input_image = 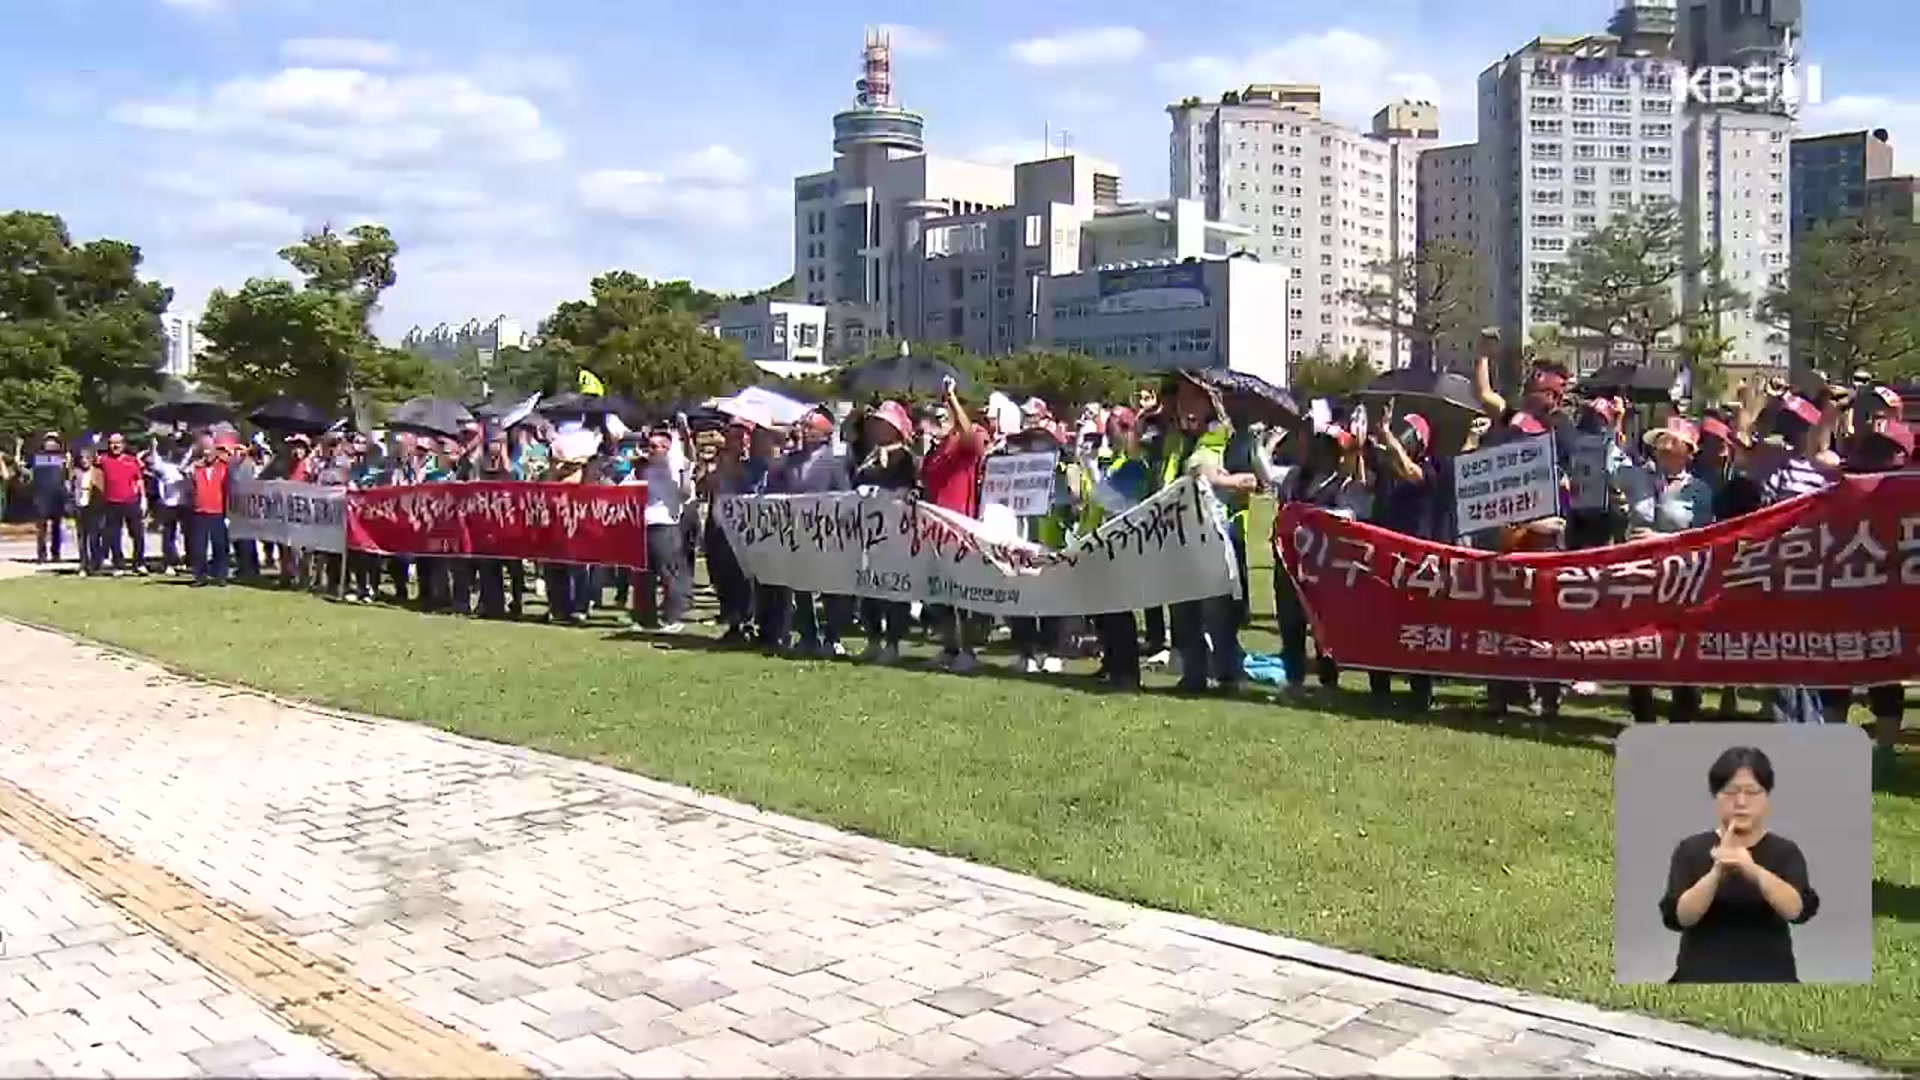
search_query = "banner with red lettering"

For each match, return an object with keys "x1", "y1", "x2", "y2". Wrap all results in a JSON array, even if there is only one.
[
  {"x1": 1277, "y1": 472, "x2": 1920, "y2": 687},
  {"x1": 346, "y1": 482, "x2": 649, "y2": 568}
]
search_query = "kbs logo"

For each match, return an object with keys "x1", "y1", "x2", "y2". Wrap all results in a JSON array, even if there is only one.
[{"x1": 1674, "y1": 64, "x2": 1824, "y2": 108}]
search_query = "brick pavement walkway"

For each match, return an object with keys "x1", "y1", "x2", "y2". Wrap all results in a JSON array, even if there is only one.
[{"x1": 0, "y1": 619, "x2": 1883, "y2": 1078}]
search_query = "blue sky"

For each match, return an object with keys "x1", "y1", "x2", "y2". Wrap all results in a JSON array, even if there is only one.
[{"x1": 2, "y1": 0, "x2": 1909, "y2": 338}]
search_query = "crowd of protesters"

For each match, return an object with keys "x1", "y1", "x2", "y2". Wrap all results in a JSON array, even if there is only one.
[{"x1": 2, "y1": 341, "x2": 1911, "y2": 780}]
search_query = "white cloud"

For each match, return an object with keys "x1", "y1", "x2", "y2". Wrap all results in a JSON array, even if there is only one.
[
  {"x1": 577, "y1": 146, "x2": 782, "y2": 232},
  {"x1": 876, "y1": 24, "x2": 946, "y2": 57},
  {"x1": 1010, "y1": 27, "x2": 1147, "y2": 69},
  {"x1": 169, "y1": 199, "x2": 307, "y2": 243},
  {"x1": 1156, "y1": 29, "x2": 1459, "y2": 133},
  {"x1": 115, "y1": 66, "x2": 565, "y2": 166},
  {"x1": 279, "y1": 38, "x2": 409, "y2": 68}
]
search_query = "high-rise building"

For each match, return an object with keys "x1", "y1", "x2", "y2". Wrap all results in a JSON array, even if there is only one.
[
  {"x1": 1166, "y1": 84, "x2": 1437, "y2": 367},
  {"x1": 1476, "y1": 34, "x2": 1686, "y2": 359},
  {"x1": 791, "y1": 29, "x2": 1015, "y2": 356},
  {"x1": 1791, "y1": 129, "x2": 1896, "y2": 237},
  {"x1": 1682, "y1": 108, "x2": 1793, "y2": 371},
  {"x1": 1414, "y1": 143, "x2": 1490, "y2": 369},
  {"x1": 1676, "y1": 0, "x2": 1802, "y2": 71},
  {"x1": 162, "y1": 315, "x2": 198, "y2": 380}
]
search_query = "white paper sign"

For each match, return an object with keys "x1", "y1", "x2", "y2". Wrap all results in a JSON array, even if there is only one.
[
  {"x1": 980, "y1": 452, "x2": 1057, "y2": 517},
  {"x1": 1567, "y1": 432, "x2": 1615, "y2": 512},
  {"x1": 228, "y1": 478, "x2": 349, "y2": 553},
  {"x1": 1453, "y1": 434, "x2": 1560, "y2": 535},
  {"x1": 715, "y1": 477, "x2": 1240, "y2": 617}
]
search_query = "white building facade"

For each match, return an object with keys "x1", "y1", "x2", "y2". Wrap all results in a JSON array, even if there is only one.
[
  {"x1": 162, "y1": 315, "x2": 198, "y2": 380},
  {"x1": 711, "y1": 298, "x2": 830, "y2": 377},
  {"x1": 1682, "y1": 108, "x2": 1792, "y2": 373},
  {"x1": 1166, "y1": 85, "x2": 1437, "y2": 367},
  {"x1": 1038, "y1": 258, "x2": 1290, "y2": 386}
]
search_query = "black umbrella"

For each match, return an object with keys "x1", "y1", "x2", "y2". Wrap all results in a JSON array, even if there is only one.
[
  {"x1": 387, "y1": 396, "x2": 475, "y2": 440},
  {"x1": 835, "y1": 346, "x2": 968, "y2": 398},
  {"x1": 145, "y1": 389, "x2": 234, "y2": 428},
  {"x1": 1187, "y1": 369, "x2": 1302, "y2": 429},
  {"x1": 248, "y1": 395, "x2": 333, "y2": 435},
  {"x1": 540, "y1": 391, "x2": 645, "y2": 425},
  {"x1": 1580, "y1": 361, "x2": 1680, "y2": 404},
  {"x1": 1355, "y1": 369, "x2": 1487, "y2": 457}
]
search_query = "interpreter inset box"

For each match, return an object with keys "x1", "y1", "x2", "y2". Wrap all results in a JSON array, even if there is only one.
[{"x1": 1613, "y1": 724, "x2": 1872, "y2": 985}]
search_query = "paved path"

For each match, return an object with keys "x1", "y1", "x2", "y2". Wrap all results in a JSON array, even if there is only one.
[{"x1": 0, "y1": 619, "x2": 1880, "y2": 1078}]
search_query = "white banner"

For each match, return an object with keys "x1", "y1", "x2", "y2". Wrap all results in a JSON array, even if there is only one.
[
  {"x1": 980, "y1": 452, "x2": 1057, "y2": 517},
  {"x1": 1453, "y1": 434, "x2": 1560, "y2": 535},
  {"x1": 228, "y1": 478, "x2": 349, "y2": 553},
  {"x1": 715, "y1": 477, "x2": 1239, "y2": 617},
  {"x1": 1567, "y1": 432, "x2": 1614, "y2": 512}
]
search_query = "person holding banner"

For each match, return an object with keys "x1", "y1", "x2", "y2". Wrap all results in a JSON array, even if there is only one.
[
  {"x1": 701, "y1": 419, "x2": 761, "y2": 642},
  {"x1": 747, "y1": 422, "x2": 796, "y2": 652},
  {"x1": 1088, "y1": 407, "x2": 1151, "y2": 688},
  {"x1": 472, "y1": 427, "x2": 528, "y2": 619},
  {"x1": 1154, "y1": 374, "x2": 1257, "y2": 695},
  {"x1": 921, "y1": 381, "x2": 990, "y2": 673},
  {"x1": 1360, "y1": 403, "x2": 1439, "y2": 710},
  {"x1": 851, "y1": 400, "x2": 919, "y2": 664},
  {"x1": 1001, "y1": 423, "x2": 1076, "y2": 675},
  {"x1": 637, "y1": 425, "x2": 694, "y2": 634},
  {"x1": 1822, "y1": 412, "x2": 1913, "y2": 778},
  {"x1": 777, "y1": 410, "x2": 852, "y2": 657},
  {"x1": 1621, "y1": 417, "x2": 1716, "y2": 725}
]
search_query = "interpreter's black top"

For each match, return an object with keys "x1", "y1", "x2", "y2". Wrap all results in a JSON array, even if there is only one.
[{"x1": 1660, "y1": 831, "x2": 1818, "y2": 983}]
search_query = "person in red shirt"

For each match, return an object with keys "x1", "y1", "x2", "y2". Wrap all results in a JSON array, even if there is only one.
[
  {"x1": 188, "y1": 438, "x2": 232, "y2": 586},
  {"x1": 96, "y1": 432, "x2": 149, "y2": 575},
  {"x1": 919, "y1": 378, "x2": 992, "y2": 671}
]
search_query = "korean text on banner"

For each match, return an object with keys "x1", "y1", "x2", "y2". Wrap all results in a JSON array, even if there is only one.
[
  {"x1": 980, "y1": 452, "x2": 1057, "y2": 517},
  {"x1": 1453, "y1": 434, "x2": 1560, "y2": 534},
  {"x1": 228, "y1": 478, "x2": 348, "y2": 554},
  {"x1": 1567, "y1": 432, "x2": 1614, "y2": 512},
  {"x1": 714, "y1": 476, "x2": 1239, "y2": 618},
  {"x1": 345, "y1": 482, "x2": 650, "y2": 567},
  {"x1": 1277, "y1": 472, "x2": 1920, "y2": 687}
]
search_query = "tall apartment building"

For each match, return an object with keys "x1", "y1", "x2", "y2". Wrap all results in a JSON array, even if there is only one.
[
  {"x1": 1477, "y1": 35, "x2": 1686, "y2": 357},
  {"x1": 1414, "y1": 142, "x2": 1488, "y2": 368},
  {"x1": 162, "y1": 315, "x2": 198, "y2": 380},
  {"x1": 1790, "y1": 130, "x2": 1895, "y2": 237},
  {"x1": 1682, "y1": 108, "x2": 1793, "y2": 371},
  {"x1": 791, "y1": 29, "x2": 1014, "y2": 357},
  {"x1": 1676, "y1": 0, "x2": 1802, "y2": 71},
  {"x1": 1166, "y1": 84, "x2": 1437, "y2": 368}
]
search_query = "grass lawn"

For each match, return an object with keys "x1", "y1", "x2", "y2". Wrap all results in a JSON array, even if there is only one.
[{"x1": 0, "y1": 537, "x2": 1915, "y2": 1068}]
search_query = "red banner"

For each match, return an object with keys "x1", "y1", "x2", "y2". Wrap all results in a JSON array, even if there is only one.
[
  {"x1": 346, "y1": 482, "x2": 650, "y2": 568},
  {"x1": 1277, "y1": 473, "x2": 1920, "y2": 687}
]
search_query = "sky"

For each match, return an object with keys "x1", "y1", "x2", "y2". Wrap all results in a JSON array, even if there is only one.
[{"x1": 2, "y1": 0, "x2": 1912, "y2": 340}]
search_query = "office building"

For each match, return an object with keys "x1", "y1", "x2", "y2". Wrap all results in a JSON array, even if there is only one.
[
  {"x1": 1038, "y1": 258, "x2": 1290, "y2": 384},
  {"x1": 162, "y1": 315, "x2": 198, "y2": 380},
  {"x1": 1867, "y1": 175, "x2": 1920, "y2": 222},
  {"x1": 709, "y1": 299, "x2": 830, "y2": 377},
  {"x1": 1791, "y1": 130, "x2": 1895, "y2": 237},
  {"x1": 792, "y1": 29, "x2": 1014, "y2": 348},
  {"x1": 1166, "y1": 84, "x2": 1437, "y2": 367},
  {"x1": 899, "y1": 154, "x2": 1253, "y2": 356}
]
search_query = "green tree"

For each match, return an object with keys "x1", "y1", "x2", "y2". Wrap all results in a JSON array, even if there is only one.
[
  {"x1": 1340, "y1": 240, "x2": 1483, "y2": 370},
  {"x1": 1289, "y1": 347, "x2": 1376, "y2": 400},
  {"x1": 0, "y1": 211, "x2": 170, "y2": 439},
  {"x1": 198, "y1": 224, "x2": 432, "y2": 415},
  {"x1": 1534, "y1": 203, "x2": 1741, "y2": 369},
  {"x1": 1760, "y1": 215, "x2": 1920, "y2": 382},
  {"x1": 538, "y1": 272, "x2": 756, "y2": 404},
  {"x1": 977, "y1": 350, "x2": 1140, "y2": 414}
]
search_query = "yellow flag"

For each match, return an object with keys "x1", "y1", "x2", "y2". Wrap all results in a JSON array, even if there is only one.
[{"x1": 577, "y1": 369, "x2": 606, "y2": 396}]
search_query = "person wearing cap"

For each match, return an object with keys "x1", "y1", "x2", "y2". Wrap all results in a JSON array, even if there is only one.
[
  {"x1": 778, "y1": 409, "x2": 853, "y2": 657},
  {"x1": 852, "y1": 400, "x2": 920, "y2": 663},
  {"x1": 1360, "y1": 402, "x2": 1442, "y2": 709},
  {"x1": 921, "y1": 381, "x2": 991, "y2": 672},
  {"x1": 1822, "y1": 413, "x2": 1912, "y2": 778},
  {"x1": 1734, "y1": 381, "x2": 1844, "y2": 724},
  {"x1": 1618, "y1": 417, "x2": 1716, "y2": 725},
  {"x1": 1149, "y1": 373, "x2": 1259, "y2": 694},
  {"x1": 28, "y1": 433, "x2": 70, "y2": 564}
]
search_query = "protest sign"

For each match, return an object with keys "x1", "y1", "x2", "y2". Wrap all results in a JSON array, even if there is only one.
[
  {"x1": 229, "y1": 479, "x2": 348, "y2": 553},
  {"x1": 1277, "y1": 472, "x2": 1920, "y2": 686},
  {"x1": 714, "y1": 477, "x2": 1239, "y2": 617},
  {"x1": 1453, "y1": 434, "x2": 1559, "y2": 534},
  {"x1": 346, "y1": 482, "x2": 650, "y2": 567},
  {"x1": 981, "y1": 452, "x2": 1057, "y2": 517},
  {"x1": 1567, "y1": 432, "x2": 1615, "y2": 512}
]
